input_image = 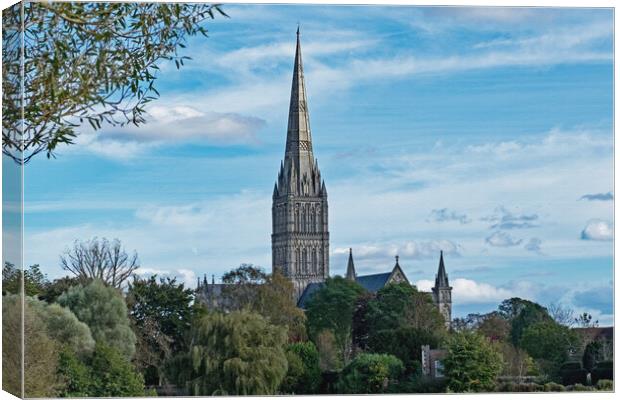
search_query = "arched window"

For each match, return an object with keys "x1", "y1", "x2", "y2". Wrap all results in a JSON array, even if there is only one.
[
  {"x1": 302, "y1": 248, "x2": 308, "y2": 274},
  {"x1": 312, "y1": 248, "x2": 317, "y2": 273},
  {"x1": 295, "y1": 248, "x2": 300, "y2": 274}
]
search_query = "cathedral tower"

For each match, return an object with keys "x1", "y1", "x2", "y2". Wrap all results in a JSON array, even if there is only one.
[
  {"x1": 432, "y1": 251, "x2": 452, "y2": 329},
  {"x1": 272, "y1": 28, "x2": 329, "y2": 299}
]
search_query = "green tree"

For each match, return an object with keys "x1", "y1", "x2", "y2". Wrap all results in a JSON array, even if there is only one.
[
  {"x1": 57, "y1": 348, "x2": 91, "y2": 397},
  {"x1": 501, "y1": 298, "x2": 551, "y2": 345},
  {"x1": 187, "y1": 310, "x2": 288, "y2": 395},
  {"x1": 280, "y1": 342, "x2": 321, "y2": 394},
  {"x1": 220, "y1": 263, "x2": 267, "y2": 310},
  {"x1": 30, "y1": 299, "x2": 95, "y2": 357},
  {"x1": 40, "y1": 275, "x2": 83, "y2": 303},
  {"x1": 478, "y1": 312, "x2": 510, "y2": 342},
  {"x1": 2, "y1": 295, "x2": 62, "y2": 397},
  {"x1": 443, "y1": 331, "x2": 503, "y2": 393},
  {"x1": 2, "y1": 2, "x2": 227, "y2": 163},
  {"x1": 519, "y1": 320, "x2": 578, "y2": 377},
  {"x1": 365, "y1": 283, "x2": 446, "y2": 372},
  {"x1": 126, "y1": 275, "x2": 195, "y2": 384},
  {"x1": 3, "y1": 262, "x2": 49, "y2": 296},
  {"x1": 58, "y1": 279, "x2": 136, "y2": 359},
  {"x1": 88, "y1": 342, "x2": 147, "y2": 396},
  {"x1": 305, "y1": 276, "x2": 365, "y2": 364},
  {"x1": 336, "y1": 353, "x2": 404, "y2": 394}
]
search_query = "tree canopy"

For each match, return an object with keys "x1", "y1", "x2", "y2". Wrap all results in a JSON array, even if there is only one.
[
  {"x1": 58, "y1": 279, "x2": 136, "y2": 359},
  {"x1": 2, "y1": 2, "x2": 227, "y2": 163}
]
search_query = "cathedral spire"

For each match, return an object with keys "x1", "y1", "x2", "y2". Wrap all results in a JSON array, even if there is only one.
[
  {"x1": 285, "y1": 26, "x2": 314, "y2": 181},
  {"x1": 346, "y1": 248, "x2": 356, "y2": 281},
  {"x1": 435, "y1": 250, "x2": 449, "y2": 288}
]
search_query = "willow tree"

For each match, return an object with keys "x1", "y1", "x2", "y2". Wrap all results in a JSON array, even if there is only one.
[
  {"x1": 2, "y1": 2, "x2": 227, "y2": 163},
  {"x1": 187, "y1": 310, "x2": 288, "y2": 395}
]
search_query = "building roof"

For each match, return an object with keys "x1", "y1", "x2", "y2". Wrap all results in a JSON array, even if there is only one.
[
  {"x1": 574, "y1": 326, "x2": 613, "y2": 342},
  {"x1": 355, "y1": 272, "x2": 392, "y2": 293},
  {"x1": 297, "y1": 281, "x2": 325, "y2": 309}
]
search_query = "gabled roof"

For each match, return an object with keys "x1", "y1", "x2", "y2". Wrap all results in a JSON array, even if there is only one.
[
  {"x1": 355, "y1": 272, "x2": 392, "y2": 293},
  {"x1": 297, "y1": 282, "x2": 325, "y2": 309}
]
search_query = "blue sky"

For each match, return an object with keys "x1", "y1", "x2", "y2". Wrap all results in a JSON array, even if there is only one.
[{"x1": 17, "y1": 5, "x2": 613, "y2": 323}]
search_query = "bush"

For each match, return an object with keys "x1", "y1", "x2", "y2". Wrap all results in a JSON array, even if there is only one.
[
  {"x1": 89, "y1": 342, "x2": 146, "y2": 396},
  {"x1": 336, "y1": 353, "x2": 404, "y2": 394},
  {"x1": 559, "y1": 362, "x2": 587, "y2": 386},
  {"x1": 543, "y1": 382, "x2": 566, "y2": 392},
  {"x1": 391, "y1": 375, "x2": 447, "y2": 393},
  {"x1": 595, "y1": 379, "x2": 613, "y2": 391},
  {"x1": 280, "y1": 342, "x2": 321, "y2": 394},
  {"x1": 592, "y1": 360, "x2": 613, "y2": 384},
  {"x1": 496, "y1": 382, "x2": 545, "y2": 392},
  {"x1": 571, "y1": 383, "x2": 594, "y2": 392}
]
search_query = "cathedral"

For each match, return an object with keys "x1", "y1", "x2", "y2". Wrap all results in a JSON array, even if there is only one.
[
  {"x1": 270, "y1": 29, "x2": 453, "y2": 327},
  {"x1": 197, "y1": 29, "x2": 453, "y2": 328}
]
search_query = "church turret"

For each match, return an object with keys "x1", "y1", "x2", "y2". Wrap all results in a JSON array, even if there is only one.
[
  {"x1": 272, "y1": 28, "x2": 330, "y2": 299},
  {"x1": 432, "y1": 251, "x2": 452, "y2": 329},
  {"x1": 345, "y1": 248, "x2": 356, "y2": 281}
]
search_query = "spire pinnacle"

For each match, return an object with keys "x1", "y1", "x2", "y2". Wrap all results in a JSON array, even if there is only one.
[
  {"x1": 435, "y1": 250, "x2": 449, "y2": 288},
  {"x1": 346, "y1": 248, "x2": 356, "y2": 281}
]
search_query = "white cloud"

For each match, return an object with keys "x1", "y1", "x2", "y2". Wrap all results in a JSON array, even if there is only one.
[
  {"x1": 485, "y1": 231, "x2": 522, "y2": 247},
  {"x1": 333, "y1": 239, "x2": 460, "y2": 261},
  {"x1": 581, "y1": 219, "x2": 613, "y2": 241},
  {"x1": 524, "y1": 238, "x2": 543, "y2": 254},
  {"x1": 414, "y1": 277, "x2": 514, "y2": 304}
]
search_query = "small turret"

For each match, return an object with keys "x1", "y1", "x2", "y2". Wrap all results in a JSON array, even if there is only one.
[{"x1": 432, "y1": 250, "x2": 453, "y2": 329}]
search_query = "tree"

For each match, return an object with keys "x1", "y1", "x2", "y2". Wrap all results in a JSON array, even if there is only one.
[
  {"x1": 305, "y1": 276, "x2": 365, "y2": 365},
  {"x1": 452, "y1": 313, "x2": 486, "y2": 332},
  {"x1": 547, "y1": 302, "x2": 575, "y2": 327},
  {"x1": 498, "y1": 342, "x2": 535, "y2": 381},
  {"x1": 2, "y1": 2, "x2": 227, "y2": 163},
  {"x1": 365, "y1": 283, "x2": 446, "y2": 372},
  {"x1": 255, "y1": 272, "x2": 307, "y2": 342},
  {"x1": 280, "y1": 342, "x2": 321, "y2": 394},
  {"x1": 187, "y1": 310, "x2": 288, "y2": 395},
  {"x1": 2, "y1": 295, "x2": 62, "y2": 397},
  {"x1": 443, "y1": 331, "x2": 503, "y2": 393},
  {"x1": 503, "y1": 299, "x2": 551, "y2": 345},
  {"x1": 336, "y1": 353, "x2": 404, "y2": 394},
  {"x1": 60, "y1": 237, "x2": 139, "y2": 288},
  {"x1": 519, "y1": 320, "x2": 579, "y2": 376},
  {"x1": 477, "y1": 312, "x2": 510, "y2": 342},
  {"x1": 40, "y1": 275, "x2": 82, "y2": 303},
  {"x1": 58, "y1": 279, "x2": 136, "y2": 359},
  {"x1": 575, "y1": 312, "x2": 599, "y2": 328},
  {"x1": 315, "y1": 329, "x2": 341, "y2": 371},
  {"x1": 30, "y1": 299, "x2": 95, "y2": 357},
  {"x1": 2, "y1": 262, "x2": 49, "y2": 296},
  {"x1": 220, "y1": 263, "x2": 267, "y2": 310},
  {"x1": 126, "y1": 275, "x2": 195, "y2": 384},
  {"x1": 88, "y1": 343, "x2": 147, "y2": 396}
]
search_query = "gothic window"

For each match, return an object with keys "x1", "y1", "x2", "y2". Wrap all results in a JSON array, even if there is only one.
[
  {"x1": 295, "y1": 248, "x2": 300, "y2": 273},
  {"x1": 312, "y1": 248, "x2": 317, "y2": 273},
  {"x1": 295, "y1": 204, "x2": 300, "y2": 231},
  {"x1": 302, "y1": 248, "x2": 308, "y2": 274},
  {"x1": 301, "y1": 207, "x2": 305, "y2": 232},
  {"x1": 311, "y1": 206, "x2": 316, "y2": 232}
]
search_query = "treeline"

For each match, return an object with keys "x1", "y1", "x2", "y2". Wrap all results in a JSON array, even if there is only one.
[{"x1": 1, "y1": 238, "x2": 614, "y2": 395}]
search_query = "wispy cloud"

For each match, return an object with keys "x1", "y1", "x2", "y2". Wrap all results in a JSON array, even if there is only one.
[
  {"x1": 524, "y1": 237, "x2": 543, "y2": 254},
  {"x1": 485, "y1": 231, "x2": 522, "y2": 247},
  {"x1": 580, "y1": 192, "x2": 613, "y2": 201},
  {"x1": 483, "y1": 205, "x2": 539, "y2": 230},
  {"x1": 428, "y1": 208, "x2": 471, "y2": 224}
]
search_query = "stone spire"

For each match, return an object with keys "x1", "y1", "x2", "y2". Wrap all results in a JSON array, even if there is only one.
[
  {"x1": 276, "y1": 27, "x2": 324, "y2": 198},
  {"x1": 435, "y1": 250, "x2": 449, "y2": 287},
  {"x1": 346, "y1": 248, "x2": 356, "y2": 281}
]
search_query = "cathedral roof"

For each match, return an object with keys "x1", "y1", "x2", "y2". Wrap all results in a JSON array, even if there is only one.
[
  {"x1": 355, "y1": 272, "x2": 392, "y2": 293},
  {"x1": 297, "y1": 281, "x2": 324, "y2": 309}
]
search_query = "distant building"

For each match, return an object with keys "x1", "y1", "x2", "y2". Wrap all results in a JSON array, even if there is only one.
[{"x1": 421, "y1": 345, "x2": 447, "y2": 379}]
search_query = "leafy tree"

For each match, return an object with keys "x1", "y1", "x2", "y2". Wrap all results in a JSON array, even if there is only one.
[
  {"x1": 40, "y1": 275, "x2": 83, "y2": 303},
  {"x1": 255, "y1": 272, "x2": 307, "y2": 342},
  {"x1": 504, "y1": 299, "x2": 551, "y2": 345},
  {"x1": 2, "y1": 2, "x2": 227, "y2": 163},
  {"x1": 498, "y1": 341, "x2": 535, "y2": 380},
  {"x1": 519, "y1": 320, "x2": 579, "y2": 377},
  {"x1": 575, "y1": 312, "x2": 599, "y2": 328},
  {"x1": 443, "y1": 331, "x2": 503, "y2": 393},
  {"x1": 336, "y1": 353, "x2": 404, "y2": 394},
  {"x1": 88, "y1": 342, "x2": 147, "y2": 396},
  {"x1": 60, "y1": 237, "x2": 139, "y2": 288},
  {"x1": 365, "y1": 283, "x2": 446, "y2": 372},
  {"x1": 187, "y1": 310, "x2": 288, "y2": 395},
  {"x1": 3, "y1": 262, "x2": 49, "y2": 296},
  {"x1": 315, "y1": 329, "x2": 341, "y2": 371},
  {"x1": 220, "y1": 263, "x2": 267, "y2": 310},
  {"x1": 2, "y1": 294, "x2": 62, "y2": 397},
  {"x1": 126, "y1": 275, "x2": 195, "y2": 384},
  {"x1": 499, "y1": 297, "x2": 545, "y2": 320},
  {"x1": 478, "y1": 312, "x2": 510, "y2": 342},
  {"x1": 280, "y1": 342, "x2": 321, "y2": 394},
  {"x1": 305, "y1": 276, "x2": 365, "y2": 364},
  {"x1": 57, "y1": 348, "x2": 91, "y2": 397},
  {"x1": 58, "y1": 279, "x2": 136, "y2": 359},
  {"x1": 351, "y1": 291, "x2": 374, "y2": 351},
  {"x1": 452, "y1": 313, "x2": 486, "y2": 332},
  {"x1": 30, "y1": 299, "x2": 95, "y2": 357}
]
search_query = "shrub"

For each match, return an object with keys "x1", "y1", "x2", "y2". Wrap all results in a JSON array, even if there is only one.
[
  {"x1": 391, "y1": 375, "x2": 447, "y2": 393},
  {"x1": 336, "y1": 353, "x2": 404, "y2": 394},
  {"x1": 595, "y1": 379, "x2": 613, "y2": 391},
  {"x1": 592, "y1": 360, "x2": 613, "y2": 384},
  {"x1": 571, "y1": 383, "x2": 594, "y2": 392},
  {"x1": 543, "y1": 382, "x2": 566, "y2": 392},
  {"x1": 280, "y1": 342, "x2": 321, "y2": 394},
  {"x1": 559, "y1": 362, "x2": 587, "y2": 386}
]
